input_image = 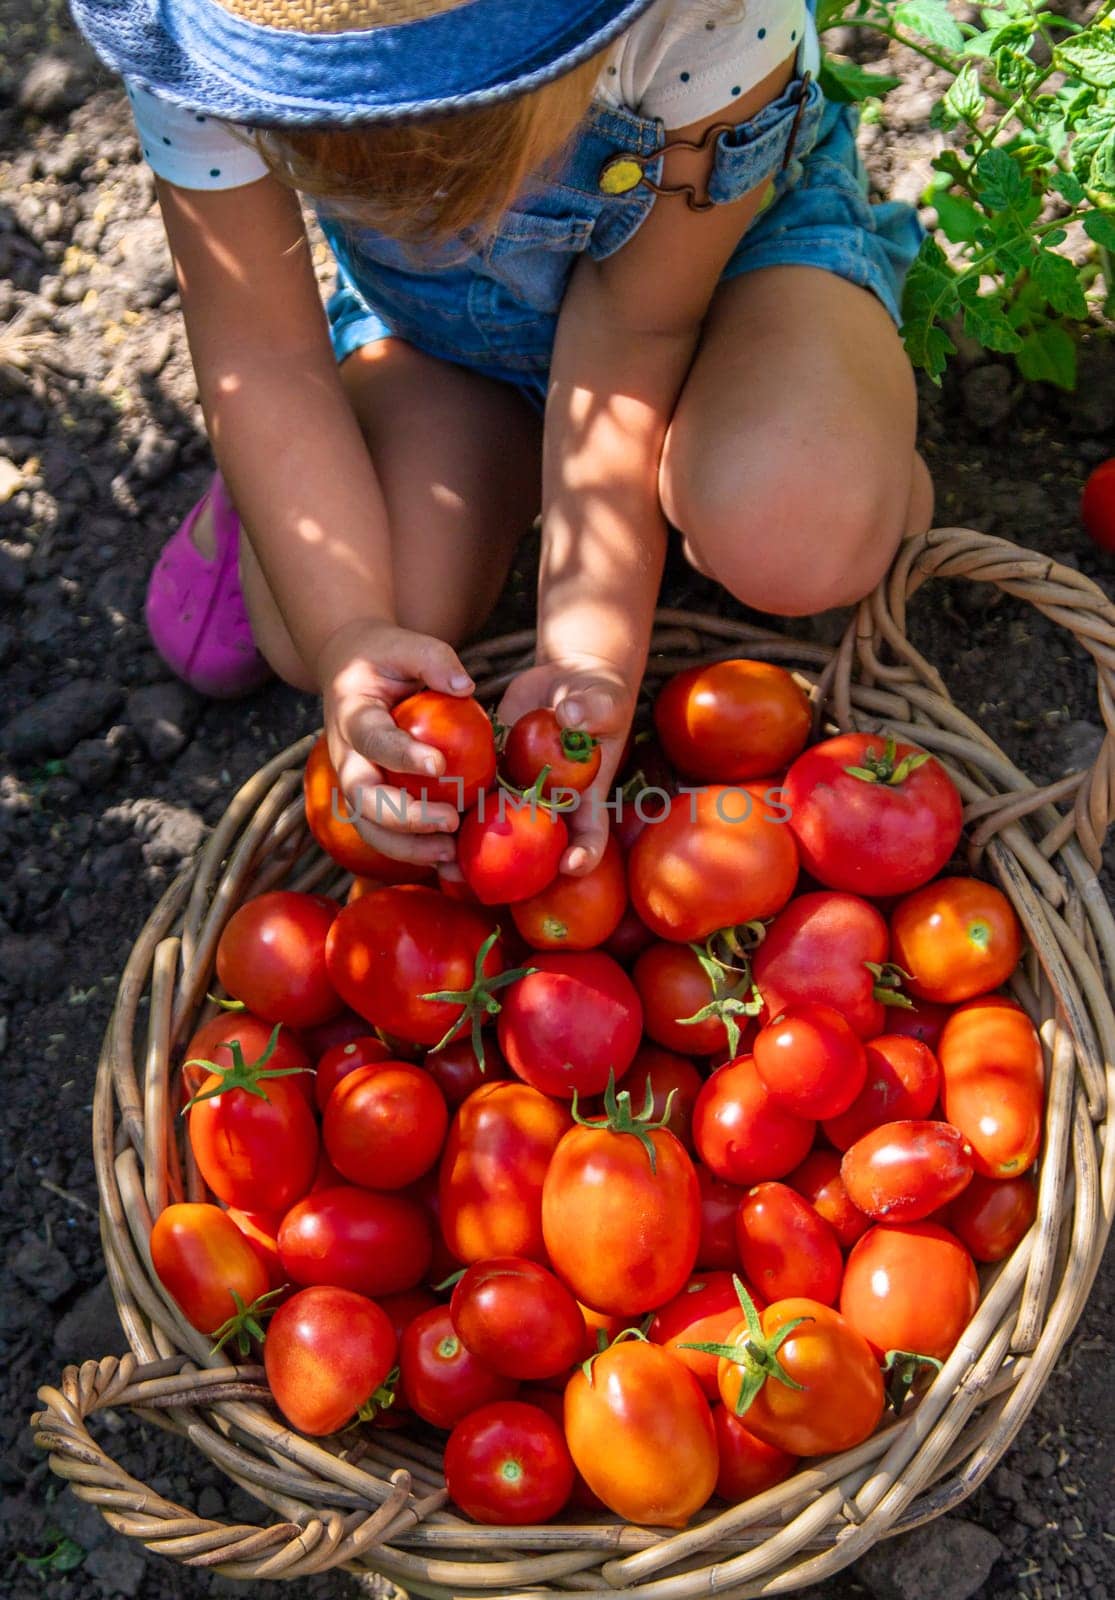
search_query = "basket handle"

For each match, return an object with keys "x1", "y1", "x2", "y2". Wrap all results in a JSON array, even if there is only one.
[
  {"x1": 835, "y1": 527, "x2": 1115, "y2": 871},
  {"x1": 31, "y1": 1354, "x2": 425, "y2": 1579}
]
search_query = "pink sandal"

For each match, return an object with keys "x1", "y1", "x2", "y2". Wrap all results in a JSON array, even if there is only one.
[{"x1": 145, "y1": 473, "x2": 272, "y2": 699}]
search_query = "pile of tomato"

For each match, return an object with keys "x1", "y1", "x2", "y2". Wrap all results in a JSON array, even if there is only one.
[{"x1": 151, "y1": 658, "x2": 1045, "y2": 1530}]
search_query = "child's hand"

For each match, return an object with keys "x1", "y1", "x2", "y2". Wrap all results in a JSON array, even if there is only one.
[
  {"x1": 498, "y1": 654, "x2": 636, "y2": 875},
  {"x1": 318, "y1": 617, "x2": 476, "y2": 867}
]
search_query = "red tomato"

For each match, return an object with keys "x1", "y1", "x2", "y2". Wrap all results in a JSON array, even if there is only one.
[
  {"x1": 882, "y1": 998, "x2": 952, "y2": 1051},
  {"x1": 692, "y1": 1057, "x2": 815, "y2": 1187},
  {"x1": 946, "y1": 1174, "x2": 1038, "y2": 1262},
  {"x1": 1081, "y1": 457, "x2": 1115, "y2": 552},
  {"x1": 440, "y1": 1082, "x2": 572, "y2": 1263},
  {"x1": 406, "y1": 1169, "x2": 461, "y2": 1288},
  {"x1": 736, "y1": 1183, "x2": 843, "y2": 1306},
  {"x1": 752, "y1": 892, "x2": 896, "y2": 1038},
  {"x1": 510, "y1": 834, "x2": 626, "y2": 949},
  {"x1": 278, "y1": 1185, "x2": 432, "y2": 1296},
  {"x1": 182, "y1": 1012, "x2": 312, "y2": 1107},
  {"x1": 605, "y1": 904, "x2": 656, "y2": 965},
  {"x1": 314, "y1": 1035, "x2": 392, "y2": 1114},
  {"x1": 224, "y1": 1207, "x2": 286, "y2": 1292},
  {"x1": 890, "y1": 878, "x2": 1023, "y2": 1003},
  {"x1": 502, "y1": 709, "x2": 602, "y2": 796},
  {"x1": 187, "y1": 1056, "x2": 318, "y2": 1213},
  {"x1": 424, "y1": 1035, "x2": 510, "y2": 1108},
  {"x1": 822, "y1": 1035, "x2": 941, "y2": 1151},
  {"x1": 450, "y1": 1258, "x2": 584, "y2": 1380},
  {"x1": 713, "y1": 1406, "x2": 798, "y2": 1502},
  {"x1": 753, "y1": 1002, "x2": 867, "y2": 1120},
  {"x1": 151, "y1": 1203, "x2": 269, "y2": 1335},
  {"x1": 841, "y1": 1221, "x2": 979, "y2": 1361},
  {"x1": 518, "y1": 1387, "x2": 604, "y2": 1509},
  {"x1": 497, "y1": 952, "x2": 642, "y2": 1099},
  {"x1": 303, "y1": 733, "x2": 434, "y2": 883},
  {"x1": 401, "y1": 1306, "x2": 519, "y2": 1429},
  {"x1": 841, "y1": 1120, "x2": 974, "y2": 1223},
  {"x1": 376, "y1": 1287, "x2": 439, "y2": 1416},
  {"x1": 445, "y1": 1401, "x2": 575, "y2": 1524},
  {"x1": 323, "y1": 1061, "x2": 448, "y2": 1190},
  {"x1": 325, "y1": 886, "x2": 504, "y2": 1048},
  {"x1": 938, "y1": 998, "x2": 1044, "y2": 1177},
  {"x1": 629, "y1": 785, "x2": 798, "y2": 943},
  {"x1": 695, "y1": 1166, "x2": 744, "y2": 1269},
  {"x1": 784, "y1": 733, "x2": 962, "y2": 897},
  {"x1": 542, "y1": 1091, "x2": 700, "y2": 1317},
  {"x1": 653, "y1": 660, "x2": 810, "y2": 783},
  {"x1": 386, "y1": 690, "x2": 496, "y2": 811},
  {"x1": 215, "y1": 891, "x2": 341, "y2": 1030},
  {"x1": 458, "y1": 789, "x2": 568, "y2": 906},
  {"x1": 633, "y1": 942, "x2": 755, "y2": 1057},
  {"x1": 564, "y1": 1339, "x2": 718, "y2": 1527},
  {"x1": 264, "y1": 1286, "x2": 397, "y2": 1436},
  {"x1": 310, "y1": 1148, "x2": 345, "y2": 1193},
  {"x1": 787, "y1": 1150, "x2": 869, "y2": 1248},
  {"x1": 650, "y1": 1272, "x2": 762, "y2": 1399},
  {"x1": 620, "y1": 1045, "x2": 705, "y2": 1152}
]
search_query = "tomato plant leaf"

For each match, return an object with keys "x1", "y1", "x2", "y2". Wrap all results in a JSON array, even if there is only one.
[
  {"x1": 932, "y1": 191, "x2": 983, "y2": 243},
  {"x1": 1030, "y1": 245, "x2": 1089, "y2": 317},
  {"x1": 1016, "y1": 321, "x2": 1077, "y2": 389},
  {"x1": 976, "y1": 148, "x2": 1033, "y2": 212},
  {"x1": 900, "y1": 238, "x2": 961, "y2": 381},
  {"x1": 819, "y1": 56, "x2": 901, "y2": 104},
  {"x1": 1084, "y1": 209, "x2": 1115, "y2": 249},
  {"x1": 941, "y1": 62, "x2": 986, "y2": 127},
  {"x1": 960, "y1": 293, "x2": 1024, "y2": 354},
  {"x1": 895, "y1": 0, "x2": 966, "y2": 53},
  {"x1": 1056, "y1": 33, "x2": 1115, "y2": 91}
]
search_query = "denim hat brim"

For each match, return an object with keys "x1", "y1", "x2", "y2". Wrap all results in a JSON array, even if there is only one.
[{"x1": 71, "y1": 0, "x2": 661, "y2": 124}]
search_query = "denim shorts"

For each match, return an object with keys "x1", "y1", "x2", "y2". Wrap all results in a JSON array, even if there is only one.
[{"x1": 323, "y1": 74, "x2": 923, "y2": 411}]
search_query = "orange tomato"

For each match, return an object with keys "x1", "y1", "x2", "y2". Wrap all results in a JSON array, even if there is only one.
[
  {"x1": 151, "y1": 1203, "x2": 269, "y2": 1335},
  {"x1": 510, "y1": 834, "x2": 627, "y2": 950},
  {"x1": 840, "y1": 1220, "x2": 979, "y2": 1361},
  {"x1": 938, "y1": 997, "x2": 1044, "y2": 1177},
  {"x1": 303, "y1": 733, "x2": 434, "y2": 882},
  {"x1": 890, "y1": 877, "x2": 1022, "y2": 1003},
  {"x1": 653, "y1": 659, "x2": 810, "y2": 783}
]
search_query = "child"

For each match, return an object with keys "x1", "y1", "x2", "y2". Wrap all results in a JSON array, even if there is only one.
[{"x1": 72, "y1": 0, "x2": 930, "y2": 874}]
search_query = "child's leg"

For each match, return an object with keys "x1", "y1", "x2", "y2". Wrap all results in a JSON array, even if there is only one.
[
  {"x1": 242, "y1": 338, "x2": 543, "y2": 689},
  {"x1": 659, "y1": 265, "x2": 932, "y2": 617}
]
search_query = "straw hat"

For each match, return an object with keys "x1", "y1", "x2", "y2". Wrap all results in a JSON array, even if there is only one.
[{"x1": 71, "y1": 0, "x2": 660, "y2": 124}]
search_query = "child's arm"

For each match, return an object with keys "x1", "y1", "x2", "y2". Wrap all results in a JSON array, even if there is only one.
[
  {"x1": 157, "y1": 175, "x2": 471, "y2": 864},
  {"x1": 500, "y1": 55, "x2": 796, "y2": 871}
]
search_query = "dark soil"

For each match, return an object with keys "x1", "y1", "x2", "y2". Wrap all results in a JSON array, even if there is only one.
[{"x1": 1, "y1": 5, "x2": 1112, "y2": 1599}]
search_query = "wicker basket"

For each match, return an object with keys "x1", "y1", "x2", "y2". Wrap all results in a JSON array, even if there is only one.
[{"x1": 32, "y1": 526, "x2": 1115, "y2": 1595}]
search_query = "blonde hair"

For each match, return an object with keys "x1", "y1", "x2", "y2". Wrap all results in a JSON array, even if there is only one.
[{"x1": 252, "y1": 52, "x2": 605, "y2": 243}]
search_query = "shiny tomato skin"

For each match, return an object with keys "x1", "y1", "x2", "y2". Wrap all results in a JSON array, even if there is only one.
[
  {"x1": 787, "y1": 1150, "x2": 870, "y2": 1248},
  {"x1": 188, "y1": 1070, "x2": 318, "y2": 1213},
  {"x1": 458, "y1": 796, "x2": 567, "y2": 906},
  {"x1": 387, "y1": 690, "x2": 496, "y2": 811},
  {"x1": 440, "y1": 1083, "x2": 572, "y2": 1263},
  {"x1": 693, "y1": 1057, "x2": 815, "y2": 1187},
  {"x1": 628, "y1": 785, "x2": 799, "y2": 944},
  {"x1": 650, "y1": 1272, "x2": 763, "y2": 1399},
  {"x1": 753, "y1": 1003, "x2": 867, "y2": 1120},
  {"x1": 822, "y1": 1035, "x2": 941, "y2": 1151},
  {"x1": 215, "y1": 891, "x2": 341, "y2": 1030},
  {"x1": 324, "y1": 1062, "x2": 449, "y2": 1190},
  {"x1": 376, "y1": 1287, "x2": 439, "y2": 1415},
  {"x1": 182, "y1": 1013, "x2": 312, "y2": 1107},
  {"x1": 325, "y1": 886, "x2": 502, "y2": 1046},
  {"x1": 619, "y1": 1045, "x2": 705, "y2": 1152},
  {"x1": 653, "y1": 660, "x2": 810, "y2": 783},
  {"x1": 224, "y1": 1207, "x2": 286, "y2": 1292},
  {"x1": 564, "y1": 1340, "x2": 718, "y2": 1527},
  {"x1": 841, "y1": 1120, "x2": 974, "y2": 1223},
  {"x1": 314, "y1": 1035, "x2": 392, "y2": 1114},
  {"x1": 634, "y1": 942, "x2": 733, "y2": 1055},
  {"x1": 717, "y1": 1300, "x2": 884, "y2": 1456},
  {"x1": 841, "y1": 1221, "x2": 979, "y2": 1361},
  {"x1": 891, "y1": 878, "x2": 1023, "y2": 1003},
  {"x1": 401, "y1": 1306, "x2": 519, "y2": 1429},
  {"x1": 450, "y1": 1259, "x2": 584, "y2": 1380},
  {"x1": 264, "y1": 1285, "x2": 397, "y2": 1436},
  {"x1": 151, "y1": 1204, "x2": 270, "y2": 1334},
  {"x1": 445, "y1": 1401, "x2": 575, "y2": 1524},
  {"x1": 713, "y1": 1406, "x2": 798, "y2": 1502},
  {"x1": 1082, "y1": 457, "x2": 1115, "y2": 551},
  {"x1": 696, "y1": 1166, "x2": 745, "y2": 1269},
  {"x1": 882, "y1": 998, "x2": 952, "y2": 1051},
  {"x1": 736, "y1": 1184, "x2": 844, "y2": 1306},
  {"x1": 946, "y1": 1174, "x2": 1038, "y2": 1263},
  {"x1": 278, "y1": 1185, "x2": 432, "y2": 1296},
  {"x1": 784, "y1": 733, "x2": 962, "y2": 897},
  {"x1": 497, "y1": 952, "x2": 642, "y2": 1099},
  {"x1": 510, "y1": 834, "x2": 626, "y2": 950},
  {"x1": 938, "y1": 998, "x2": 1044, "y2": 1177},
  {"x1": 303, "y1": 733, "x2": 434, "y2": 883},
  {"x1": 424, "y1": 1036, "x2": 510, "y2": 1108},
  {"x1": 753, "y1": 893, "x2": 892, "y2": 1038},
  {"x1": 502, "y1": 709, "x2": 603, "y2": 797},
  {"x1": 605, "y1": 903, "x2": 657, "y2": 965},
  {"x1": 542, "y1": 1123, "x2": 699, "y2": 1317}
]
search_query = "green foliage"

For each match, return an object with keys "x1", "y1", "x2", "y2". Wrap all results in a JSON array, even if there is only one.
[
  {"x1": 820, "y1": 0, "x2": 1115, "y2": 388},
  {"x1": 18, "y1": 1531, "x2": 85, "y2": 1576}
]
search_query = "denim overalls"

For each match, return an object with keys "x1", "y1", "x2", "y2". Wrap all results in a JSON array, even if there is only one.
[{"x1": 323, "y1": 23, "x2": 922, "y2": 409}]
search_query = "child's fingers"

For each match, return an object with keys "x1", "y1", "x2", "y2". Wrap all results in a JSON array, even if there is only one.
[
  {"x1": 352, "y1": 815, "x2": 459, "y2": 867},
  {"x1": 344, "y1": 700, "x2": 446, "y2": 780},
  {"x1": 555, "y1": 680, "x2": 629, "y2": 738},
  {"x1": 334, "y1": 741, "x2": 460, "y2": 837},
  {"x1": 408, "y1": 635, "x2": 475, "y2": 698}
]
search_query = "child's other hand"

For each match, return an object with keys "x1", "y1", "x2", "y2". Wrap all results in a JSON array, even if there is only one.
[
  {"x1": 318, "y1": 617, "x2": 475, "y2": 867},
  {"x1": 498, "y1": 655, "x2": 635, "y2": 875}
]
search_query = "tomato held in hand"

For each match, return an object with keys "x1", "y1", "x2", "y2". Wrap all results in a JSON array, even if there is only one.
[
  {"x1": 314, "y1": 1035, "x2": 392, "y2": 1114},
  {"x1": 458, "y1": 785, "x2": 568, "y2": 906},
  {"x1": 264, "y1": 1286, "x2": 397, "y2": 1436},
  {"x1": 946, "y1": 1174, "x2": 1037, "y2": 1262},
  {"x1": 542, "y1": 1077, "x2": 700, "y2": 1317},
  {"x1": 841, "y1": 1120, "x2": 974, "y2": 1223},
  {"x1": 1081, "y1": 457, "x2": 1115, "y2": 552},
  {"x1": 938, "y1": 997, "x2": 1044, "y2": 1177},
  {"x1": 502, "y1": 708, "x2": 602, "y2": 797},
  {"x1": 634, "y1": 941, "x2": 757, "y2": 1058},
  {"x1": 752, "y1": 892, "x2": 897, "y2": 1039},
  {"x1": 324, "y1": 1061, "x2": 449, "y2": 1189},
  {"x1": 304, "y1": 734, "x2": 434, "y2": 882},
  {"x1": 401, "y1": 1306, "x2": 519, "y2": 1429},
  {"x1": 386, "y1": 690, "x2": 496, "y2": 811},
  {"x1": 890, "y1": 877, "x2": 1022, "y2": 1003},
  {"x1": 753, "y1": 1002, "x2": 867, "y2": 1120},
  {"x1": 497, "y1": 952, "x2": 642, "y2": 1099},
  {"x1": 424, "y1": 1035, "x2": 510, "y2": 1107},
  {"x1": 736, "y1": 1183, "x2": 844, "y2": 1306},
  {"x1": 784, "y1": 732, "x2": 962, "y2": 897},
  {"x1": 713, "y1": 1406, "x2": 798, "y2": 1503},
  {"x1": 278, "y1": 1185, "x2": 432, "y2": 1296},
  {"x1": 450, "y1": 1258, "x2": 585, "y2": 1380},
  {"x1": 653, "y1": 659, "x2": 810, "y2": 783},
  {"x1": 841, "y1": 1221, "x2": 979, "y2": 1361},
  {"x1": 445, "y1": 1401, "x2": 575, "y2": 1524},
  {"x1": 216, "y1": 891, "x2": 342, "y2": 1029},
  {"x1": 628, "y1": 785, "x2": 798, "y2": 943},
  {"x1": 787, "y1": 1149, "x2": 870, "y2": 1248},
  {"x1": 151, "y1": 1204, "x2": 270, "y2": 1336},
  {"x1": 692, "y1": 1057, "x2": 815, "y2": 1187},
  {"x1": 186, "y1": 1038, "x2": 318, "y2": 1212},
  {"x1": 564, "y1": 1338, "x2": 718, "y2": 1527},
  {"x1": 510, "y1": 834, "x2": 626, "y2": 950},
  {"x1": 650, "y1": 1272, "x2": 763, "y2": 1399},
  {"x1": 822, "y1": 1035, "x2": 941, "y2": 1151}
]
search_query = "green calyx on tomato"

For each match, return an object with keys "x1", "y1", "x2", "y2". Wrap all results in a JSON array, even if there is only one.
[
  {"x1": 183, "y1": 1024, "x2": 313, "y2": 1111},
  {"x1": 356, "y1": 1365, "x2": 400, "y2": 1423},
  {"x1": 559, "y1": 729, "x2": 599, "y2": 766},
  {"x1": 205, "y1": 992, "x2": 246, "y2": 1012},
  {"x1": 570, "y1": 1070, "x2": 678, "y2": 1175},
  {"x1": 844, "y1": 736, "x2": 932, "y2": 788},
  {"x1": 680, "y1": 1275, "x2": 811, "y2": 1419},
  {"x1": 865, "y1": 961, "x2": 915, "y2": 1012},
  {"x1": 496, "y1": 764, "x2": 578, "y2": 813},
  {"x1": 675, "y1": 938, "x2": 763, "y2": 1059},
  {"x1": 209, "y1": 1284, "x2": 287, "y2": 1359},
  {"x1": 422, "y1": 930, "x2": 536, "y2": 1068},
  {"x1": 580, "y1": 1324, "x2": 651, "y2": 1385},
  {"x1": 881, "y1": 1348, "x2": 943, "y2": 1417}
]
